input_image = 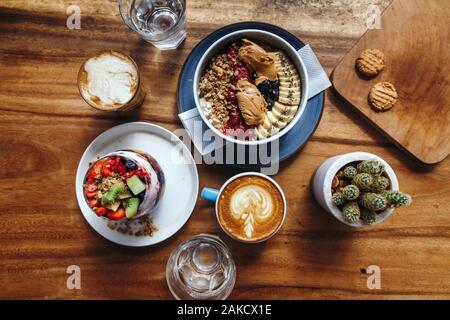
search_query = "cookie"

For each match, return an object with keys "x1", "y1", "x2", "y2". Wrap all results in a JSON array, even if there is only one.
[
  {"x1": 356, "y1": 49, "x2": 386, "y2": 77},
  {"x1": 369, "y1": 82, "x2": 398, "y2": 111}
]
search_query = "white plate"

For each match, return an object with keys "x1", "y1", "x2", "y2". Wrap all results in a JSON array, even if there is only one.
[{"x1": 75, "y1": 122, "x2": 199, "y2": 246}]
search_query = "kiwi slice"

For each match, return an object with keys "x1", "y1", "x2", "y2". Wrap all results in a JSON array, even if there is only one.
[
  {"x1": 105, "y1": 200, "x2": 121, "y2": 212},
  {"x1": 118, "y1": 189, "x2": 132, "y2": 200},
  {"x1": 101, "y1": 182, "x2": 126, "y2": 205},
  {"x1": 124, "y1": 197, "x2": 140, "y2": 219},
  {"x1": 126, "y1": 175, "x2": 146, "y2": 195}
]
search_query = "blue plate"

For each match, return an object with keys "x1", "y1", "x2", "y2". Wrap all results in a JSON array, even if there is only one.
[{"x1": 177, "y1": 22, "x2": 325, "y2": 166}]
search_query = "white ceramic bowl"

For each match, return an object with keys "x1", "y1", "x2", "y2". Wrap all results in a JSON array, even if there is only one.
[
  {"x1": 193, "y1": 29, "x2": 309, "y2": 146},
  {"x1": 312, "y1": 152, "x2": 399, "y2": 227}
]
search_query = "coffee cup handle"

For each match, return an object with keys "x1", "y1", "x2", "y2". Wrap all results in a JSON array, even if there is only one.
[{"x1": 201, "y1": 188, "x2": 219, "y2": 202}]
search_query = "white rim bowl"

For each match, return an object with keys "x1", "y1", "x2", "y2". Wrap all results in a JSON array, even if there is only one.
[{"x1": 193, "y1": 29, "x2": 309, "y2": 146}]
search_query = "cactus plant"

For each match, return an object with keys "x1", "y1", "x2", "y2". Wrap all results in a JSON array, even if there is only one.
[
  {"x1": 357, "y1": 160, "x2": 385, "y2": 176},
  {"x1": 359, "y1": 193, "x2": 388, "y2": 211},
  {"x1": 331, "y1": 159, "x2": 411, "y2": 225},
  {"x1": 332, "y1": 192, "x2": 346, "y2": 206},
  {"x1": 343, "y1": 166, "x2": 357, "y2": 179},
  {"x1": 343, "y1": 202, "x2": 360, "y2": 223},
  {"x1": 342, "y1": 184, "x2": 360, "y2": 201},
  {"x1": 360, "y1": 207, "x2": 377, "y2": 224},
  {"x1": 382, "y1": 190, "x2": 412, "y2": 208},
  {"x1": 370, "y1": 176, "x2": 390, "y2": 193},
  {"x1": 352, "y1": 173, "x2": 374, "y2": 191}
]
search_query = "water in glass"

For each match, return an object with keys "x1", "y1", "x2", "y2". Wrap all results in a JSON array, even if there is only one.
[
  {"x1": 166, "y1": 234, "x2": 236, "y2": 300},
  {"x1": 119, "y1": 0, "x2": 186, "y2": 50}
]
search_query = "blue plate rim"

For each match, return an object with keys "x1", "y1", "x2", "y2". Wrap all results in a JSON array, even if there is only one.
[{"x1": 176, "y1": 21, "x2": 325, "y2": 164}]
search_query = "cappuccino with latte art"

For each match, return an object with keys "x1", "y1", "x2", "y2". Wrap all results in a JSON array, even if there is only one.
[{"x1": 217, "y1": 175, "x2": 285, "y2": 242}]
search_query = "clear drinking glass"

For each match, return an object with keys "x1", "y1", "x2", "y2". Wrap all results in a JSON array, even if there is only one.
[
  {"x1": 118, "y1": 0, "x2": 186, "y2": 50},
  {"x1": 166, "y1": 234, "x2": 236, "y2": 300}
]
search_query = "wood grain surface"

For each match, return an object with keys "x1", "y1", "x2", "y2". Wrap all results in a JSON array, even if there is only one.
[
  {"x1": 1, "y1": 0, "x2": 449, "y2": 300},
  {"x1": 332, "y1": 0, "x2": 450, "y2": 164}
]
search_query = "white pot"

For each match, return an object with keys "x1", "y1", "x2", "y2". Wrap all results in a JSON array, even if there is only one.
[{"x1": 312, "y1": 152, "x2": 399, "y2": 227}]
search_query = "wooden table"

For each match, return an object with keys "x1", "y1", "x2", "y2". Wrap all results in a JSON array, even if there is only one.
[{"x1": 1, "y1": 0, "x2": 449, "y2": 300}]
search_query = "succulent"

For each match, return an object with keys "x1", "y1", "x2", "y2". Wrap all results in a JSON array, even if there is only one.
[
  {"x1": 343, "y1": 202, "x2": 360, "y2": 223},
  {"x1": 343, "y1": 166, "x2": 357, "y2": 179},
  {"x1": 331, "y1": 159, "x2": 412, "y2": 225},
  {"x1": 382, "y1": 190, "x2": 412, "y2": 208},
  {"x1": 359, "y1": 192, "x2": 388, "y2": 211},
  {"x1": 342, "y1": 184, "x2": 360, "y2": 201},
  {"x1": 352, "y1": 173, "x2": 374, "y2": 191},
  {"x1": 360, "y1": 207, "x2": 377, "y2": 224},
  {"x1": 370, "y1": 176, "x2": 390, "y2": 193},
  {"x1": 332, "y1": 192, "x2": 346, "y2": 206},
  {"x1": 357, "y1": 160, "x2": 385, "y2": 176}
]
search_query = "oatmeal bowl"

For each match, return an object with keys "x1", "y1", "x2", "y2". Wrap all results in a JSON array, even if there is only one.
[{"x1": 194, "y1": 29, "x2": 309, "y2": 145}]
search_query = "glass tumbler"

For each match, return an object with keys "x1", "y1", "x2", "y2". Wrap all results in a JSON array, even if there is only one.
[
  {"x1": 166, "y1": 234, "x2": 236, "y2": 300},
  {"x1": 118, "y1": 0, "x2": 186, "y2": 50}
]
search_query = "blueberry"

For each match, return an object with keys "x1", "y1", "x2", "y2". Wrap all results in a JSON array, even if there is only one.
[
  {"x1": 125, "y1": 160, "x2": 138, "y2": 171},
  {"x1": 257, "y1": 80, "x2": 271, "y2": 94},
  {"x1": 266, "y1": 98, "x2": 274, "y2": 110},
  {"x1": 137, "y1": 191, "x2": 145, "y2": 203},
  {"x1": 271, "y1": 80, "x2": 280, "y2": 89},
  {"x1": 270, "y1": 88, "x2": 279, "y2": 100}
]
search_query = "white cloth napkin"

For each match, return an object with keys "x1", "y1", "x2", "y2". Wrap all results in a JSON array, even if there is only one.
[{"x1": 179, "y1": 45, "x2": 331, "y2": 155}]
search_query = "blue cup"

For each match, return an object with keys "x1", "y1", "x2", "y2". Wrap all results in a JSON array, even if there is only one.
[{"x1": 201, "y1": 187, "x2": 220, "y2": 202}]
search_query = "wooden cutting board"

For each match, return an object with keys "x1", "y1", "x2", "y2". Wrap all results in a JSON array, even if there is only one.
[{"x1": 332, "y1": 0, "x2": 450, "y2": 164}]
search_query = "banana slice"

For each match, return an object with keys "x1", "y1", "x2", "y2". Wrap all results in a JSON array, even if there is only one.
[
  {"x1": 272, "y1": 104, "x2": 296, "y2": 122},
  {"x1": 266, "y1": 111, "x2": 287, "y2": 129},
  {"x1": 255, "y1": 124, "x2": 271, "y2": 139},
  {"x1": 279, "y1": 79, "x2": 301, "y2": 88},
  {"x1": 278, "y1": 96, "x2": 300, "y2": 106},
  {"x1": 273, "y1": 101, "x2": 297, "y2": 115}
]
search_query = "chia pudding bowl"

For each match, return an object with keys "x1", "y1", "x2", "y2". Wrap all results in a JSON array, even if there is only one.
[{"x1": 83, "y1": 150, "x2": 165, "y2": 221}]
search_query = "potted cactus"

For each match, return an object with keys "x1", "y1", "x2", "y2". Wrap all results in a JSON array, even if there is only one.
[{"x1": 312, "y1": 152, "x2": 412, "y2": 227}]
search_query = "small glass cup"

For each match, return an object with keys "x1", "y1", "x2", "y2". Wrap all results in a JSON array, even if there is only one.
[
  {"x1": 118, "y1": 0, "x2": 186, "y2": 50},
  {"x1": 78, "y1": 50, "x2": 146, "y2": 112},
  {"x1": 166, "y1": 234, "x2": 236, "y2": 300}
]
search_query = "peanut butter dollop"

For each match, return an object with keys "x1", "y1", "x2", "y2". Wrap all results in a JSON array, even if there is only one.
[
  {"x1": 238, "y1": 39, "x2": 278, "y2": 82},
  {"x1": 236, "y1": 80, "x2": 267, "y2": 126}
]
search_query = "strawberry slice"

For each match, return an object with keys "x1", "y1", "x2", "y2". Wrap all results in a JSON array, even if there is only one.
[
  {"x1": 85, "y1": 190, "x2": 97, "y2": 199},
  {"x1": 95, "y1": 207, "x2": 110, "y2": 216},
  {"x1": 88, "y1": 198, "x2": 99, "y2": 208},
  {"x1": 107, "y1": 208, "x2": 126, "y2": 221}
]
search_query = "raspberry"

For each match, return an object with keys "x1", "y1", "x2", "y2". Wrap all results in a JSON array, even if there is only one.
[
  {"x1": 227, "y1": 91, "x2": 237, "y2": 104},
  {"x1": 227, "y1": 44, "x2": 239, "y2": 57}
]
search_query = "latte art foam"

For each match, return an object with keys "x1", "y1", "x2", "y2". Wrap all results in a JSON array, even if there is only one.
[
  {"x1": 84, "y1": 53, "x2": 138, "y2": 106},
  {"x1": 218, "y1": 175, "x2": 285, "y2": 242},
  {"x1": 230, "y1": 185, "x2": 273, "y2": 239},
  {"x1": 78, "y1": 51, "x2": 144, "y2": 111}
]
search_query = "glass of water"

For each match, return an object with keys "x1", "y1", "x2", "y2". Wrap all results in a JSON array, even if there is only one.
[
  {"x1": 166, "y1": 234, "x2": 236, "y2": 300},
  {"x1": 118, "y1": 0, "x2": 186, "y2": 50}
]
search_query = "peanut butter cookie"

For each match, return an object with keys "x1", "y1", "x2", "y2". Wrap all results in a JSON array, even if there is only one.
[
  {"x1": 356, "y1": 49, "x2": 386, "y2": 77},
  {"x1": 369, "y1": 82, "x2": 398, "y2": 111}
]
